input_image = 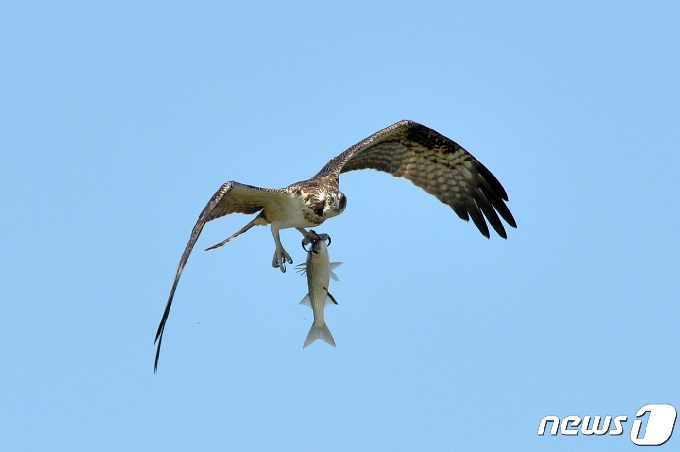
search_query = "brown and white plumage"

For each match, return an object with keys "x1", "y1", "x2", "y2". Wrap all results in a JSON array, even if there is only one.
[
  {"x1": 154, "y1": 120, "x2": 516, "y2": 371},
  {"x1": 316, "y1": 120, "x2": 516, "y2": 238}
]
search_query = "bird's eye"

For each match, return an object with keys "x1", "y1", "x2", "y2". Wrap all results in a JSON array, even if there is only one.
[{"x1": 326, "y1": 196, "x2": 332, "y2": 205}]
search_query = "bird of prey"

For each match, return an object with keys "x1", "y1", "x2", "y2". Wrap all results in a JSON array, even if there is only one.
[{"x1": 154, "y1": 119, "x2": 516, "y2": 370}]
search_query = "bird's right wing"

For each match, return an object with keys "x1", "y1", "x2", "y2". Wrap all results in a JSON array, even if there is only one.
[
  {"x1": 314, "y1": 120, "x2": 516, "y2": 238},
  {"x1": 154, "y1": 181, "x2": 288, "y2": 372}
]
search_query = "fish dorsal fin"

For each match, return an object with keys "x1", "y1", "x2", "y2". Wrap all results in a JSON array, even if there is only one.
[
  {"x1": 299, "y1": 294, "x2": 311, "y2": 307},
  {"x1": 329, "y1": 262, "x2": 342, "y2": 281}
]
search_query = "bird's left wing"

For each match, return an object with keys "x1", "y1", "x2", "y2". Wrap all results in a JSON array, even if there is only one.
[
  {"x1": 154, "y1": 181, "x2": 288, "y2": 372},
  {"x1": 314, "y1": 120, "x2": 516, "y2": 238}
]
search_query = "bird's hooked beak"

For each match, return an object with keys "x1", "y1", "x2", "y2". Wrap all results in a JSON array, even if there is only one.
[{"x1": 337, "y1": 193, "x2": 347, "y2": 213}]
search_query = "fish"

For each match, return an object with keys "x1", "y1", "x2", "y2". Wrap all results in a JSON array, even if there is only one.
[{"x1": 296, "y1": 230, "x2": 342, "y2": 348}]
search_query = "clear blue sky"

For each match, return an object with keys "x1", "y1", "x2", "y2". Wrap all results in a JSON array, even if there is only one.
[{"x1": 1, "y1": 2, "x2": 679, "y2": 451}]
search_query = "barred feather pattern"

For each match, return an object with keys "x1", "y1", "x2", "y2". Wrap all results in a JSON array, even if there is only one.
[{"x1": 315, "y1": 120, "x2": 516, "y2": 238}]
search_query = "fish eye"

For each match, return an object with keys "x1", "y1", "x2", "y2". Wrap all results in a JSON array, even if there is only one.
[{"x1": 326, "y1": 196, "x2": 332, "y2": 205}]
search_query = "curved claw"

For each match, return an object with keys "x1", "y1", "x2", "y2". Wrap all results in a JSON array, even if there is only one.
[
  {"x1": 301, "y1": 230, "x2": 320, "y2": 252},
  {"x1": 301, "y1": 231, "x2": 332, "y2": 252},
  {"x1": 272, "y1": 247, "x2": 293, "y2": 273},
  {"x1": 315, "y1": 233, "x2": 331, "y2": 247}
]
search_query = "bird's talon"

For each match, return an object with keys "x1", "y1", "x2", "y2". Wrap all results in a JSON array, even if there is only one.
[
  {"x1": 316, "y1": 233, "x2": 331, "y2": 247},
  {"x1": 302, "y1": 230, "x2": 331, "y2": 253},
  {"x1": 301, "y1": 230, "x2": 318, "y2": 248},
  {"x1": 272, "y1": 247, "x2": 293, "y2": 272}
]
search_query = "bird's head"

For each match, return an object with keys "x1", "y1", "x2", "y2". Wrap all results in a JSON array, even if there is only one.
[{"x1": 313, "y1": 190, "x2": 346, "y2": 219}]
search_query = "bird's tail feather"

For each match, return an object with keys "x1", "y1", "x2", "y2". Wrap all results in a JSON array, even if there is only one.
[{"x1": 204, "y1": 213, "x2": 265, "y2": 251}]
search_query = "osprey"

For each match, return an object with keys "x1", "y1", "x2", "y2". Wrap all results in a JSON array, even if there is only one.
[{"x1": 154, "y1": 120, "x2": 516, "y2": 370}]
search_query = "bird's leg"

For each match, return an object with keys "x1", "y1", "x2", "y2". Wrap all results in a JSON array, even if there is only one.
[{"x1": 271, "y1": 227, "x2": 293, "y2": 273}]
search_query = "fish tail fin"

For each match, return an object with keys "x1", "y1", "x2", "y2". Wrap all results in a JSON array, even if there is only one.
[{"x1": 303, "y1": 322, "x2": 336, "y2": 348}]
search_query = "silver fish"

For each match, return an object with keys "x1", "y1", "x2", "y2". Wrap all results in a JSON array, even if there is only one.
[{"x1": 297, "y1": 231, "x2": 342, "y2": 348}]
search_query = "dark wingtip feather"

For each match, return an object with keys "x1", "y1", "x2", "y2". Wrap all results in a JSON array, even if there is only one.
[
  {"x1": 476, "y1": 161, "x2": 509, "y2": 201},
  {"x1": 467, "y1": 203, "x2": 490, "y2": 238},
  {"x1": 154, "y1": 336, "x2": 162, "y2": 373},
  {"x1": 474, "y1": 189, "x2": 507, "y2": 239},
  {"x1": 491, "y1": 199, "x2": 516, "y2": 229},
  {"x1": 491, "y1": 221, "x2": 507, "y2": 239},
  {"x1": 450, "y1": 203, "x2": 470, "y2": 222}
]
